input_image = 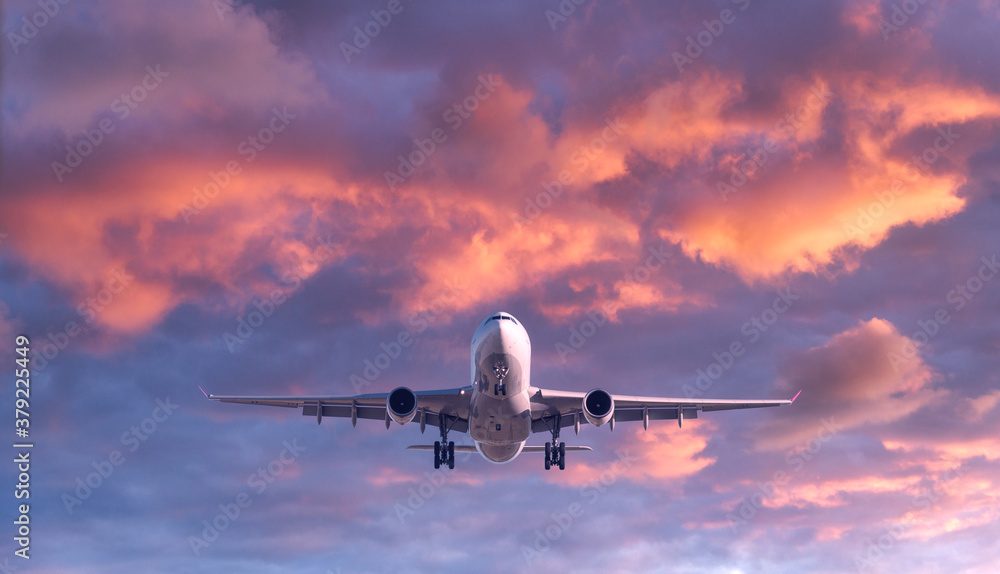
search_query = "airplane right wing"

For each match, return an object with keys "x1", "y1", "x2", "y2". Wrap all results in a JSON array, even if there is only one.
[{"x1": 529, "y1": 387, "x2": 800, "y2": 432}]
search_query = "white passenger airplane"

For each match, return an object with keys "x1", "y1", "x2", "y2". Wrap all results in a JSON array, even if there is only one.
[{"x1": 204, "y1": 312, "x2": 799, "y2": 470}]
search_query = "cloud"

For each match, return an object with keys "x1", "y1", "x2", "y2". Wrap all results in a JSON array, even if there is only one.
[
  {"x1": 550, "y1": 424, "x2": 716, "y2": 488},
  {"x1": 752, "y1": 318, "x2": 945, "y2": 450},
  {"x1": 4, "y1": 1, "x2": 1000, "y2": 572}
]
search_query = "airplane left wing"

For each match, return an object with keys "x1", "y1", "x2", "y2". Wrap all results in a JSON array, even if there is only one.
[
  {"x1": 529, "y1": 387, "x2": 800, "y2": 432},
  {"x1": 201, "y1": 385, "x2": 473, "y2": 432}
]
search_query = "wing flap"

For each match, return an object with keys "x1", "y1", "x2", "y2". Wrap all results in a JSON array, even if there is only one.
[
  {"x1": 302, "y1": 403, "x2": 385, "y2": 421},
  {"x1": 615, "y1": 407, "x2": 699, "y2": 421}
]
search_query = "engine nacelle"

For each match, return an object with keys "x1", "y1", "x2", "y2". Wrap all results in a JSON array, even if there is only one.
[
  {"x1": 583, "y1": 389, "x2": 614, "y2": 427},
  {"x1": 387, "y1": 386, "x2": 418, "y2": 425}
]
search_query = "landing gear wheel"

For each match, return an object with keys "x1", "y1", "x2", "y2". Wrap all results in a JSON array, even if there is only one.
[
  {"x1": 542, "y1": 415, "x2": 566, "y2": 470},
  {"x1": 434, "y1": 417, "x2": 457, "y2": 470}
]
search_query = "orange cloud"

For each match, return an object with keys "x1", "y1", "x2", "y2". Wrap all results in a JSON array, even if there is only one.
[
  {"x1": 7, "y1": 3, "x2": 999, "y2": 340},
  {"x1": 968, "y1": 390, "x2": 1000, "y2": 421},
  {"x1": 548, "y1": 424, "x2": 716, "y2": 488},
  {"x1": 642, "y1": 73, "x2": 988, "y2": 280},
  {"x1": 341, "y1": 80, "x2": 700, "y2": 322},
  {"x1": 376, "y1": 66, "x2": 998, "y2": 305}
]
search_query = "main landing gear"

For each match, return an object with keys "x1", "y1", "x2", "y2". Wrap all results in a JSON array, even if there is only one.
[
  {"x1": 542, "y1": 414, "x2": 566, "y2": 471},
  {"x1": 433, "y1": 416, "x2": 456, "y2": 470}
]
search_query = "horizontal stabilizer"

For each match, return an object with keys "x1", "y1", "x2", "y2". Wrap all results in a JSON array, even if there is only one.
[
  {"x1": 522, "y1": 445, "x2": 592, "y2": 452},
  {"x1": 407, "y1": 445, "x2": 478, "y2": 452},
  {"x1": 406, "y1": 445, "x2": 593, "y2": 453}
]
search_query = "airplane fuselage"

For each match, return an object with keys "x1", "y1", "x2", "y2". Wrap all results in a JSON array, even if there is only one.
[{"x1": 468, "y1": 312, "x2": 533, "y2": 463}]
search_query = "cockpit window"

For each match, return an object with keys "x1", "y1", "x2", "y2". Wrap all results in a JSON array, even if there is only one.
[{"x1": 484, "y1": 313, "x2": 518, "y2": 325}]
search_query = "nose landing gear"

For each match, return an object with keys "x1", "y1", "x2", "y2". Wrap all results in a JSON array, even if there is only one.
[{"x1": 493, "y1": 359, "x2": 509, "y2": 396}]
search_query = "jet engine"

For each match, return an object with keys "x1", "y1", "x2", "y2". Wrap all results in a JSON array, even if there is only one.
[
  {"x1": 583, "y1": 389, "x2": 614, "y2": 427},
  {"x1": 386, "y1": 386, "x2": 418, "y2": 425}
]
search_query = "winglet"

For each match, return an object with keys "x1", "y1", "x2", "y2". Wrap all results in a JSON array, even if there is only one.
[
  {"x1": 790, "y1": 389, "x2": 802, "y2": 403},
  {"x1": 198, "y1": 385, "x2": 210, "y2": 398}
]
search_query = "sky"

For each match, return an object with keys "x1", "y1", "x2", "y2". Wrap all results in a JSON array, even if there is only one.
[{"x1": 1, "y1": 0, "x2": 1000, "y2": 572}]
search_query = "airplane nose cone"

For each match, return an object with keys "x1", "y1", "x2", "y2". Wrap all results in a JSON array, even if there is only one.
[
  {"x1": 477, "y1": 313, "x2": 528, "y2": 357},
  {"x1": 496, "y1": 320, "x2": 523, "y2": 351}
]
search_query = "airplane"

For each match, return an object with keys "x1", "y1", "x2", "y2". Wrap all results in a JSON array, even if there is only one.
[{"x1": 203, "y1": 311, "x2": 799, "y2": 470}]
